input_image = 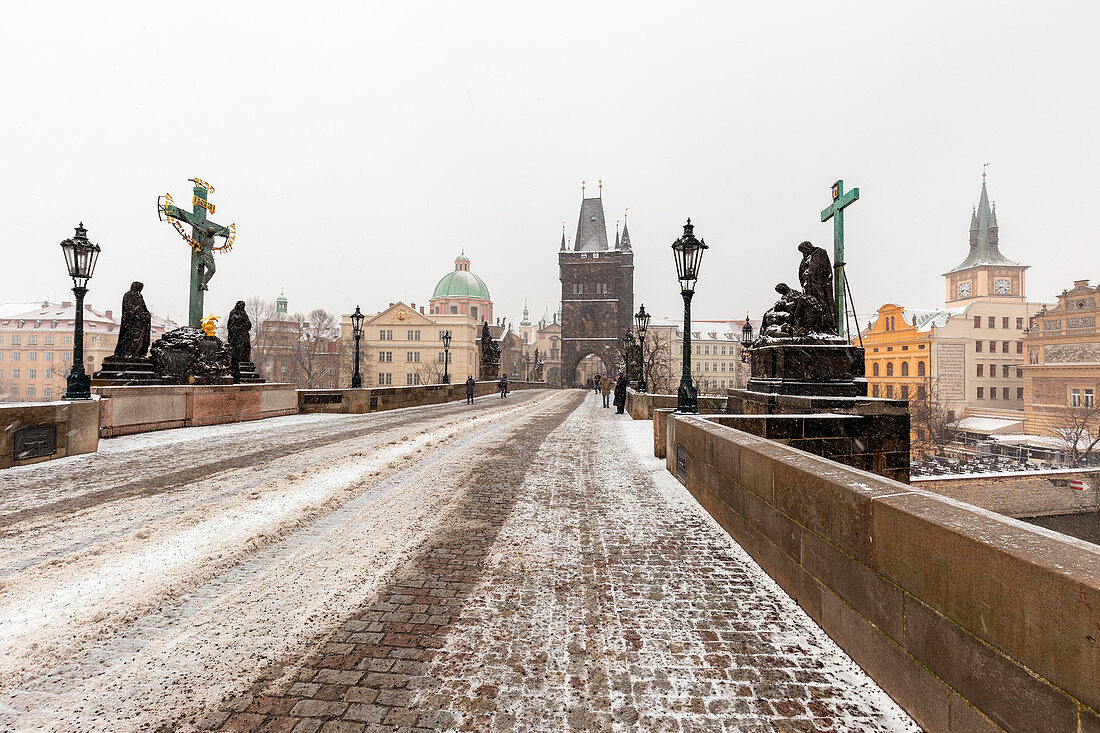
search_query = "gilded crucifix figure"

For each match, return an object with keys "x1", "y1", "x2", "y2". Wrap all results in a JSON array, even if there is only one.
[{"x1": 158, "y1": 178, "x2": 236, "y2": 327}]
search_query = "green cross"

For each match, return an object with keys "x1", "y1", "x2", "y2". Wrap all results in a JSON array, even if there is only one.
[
  {"x1": 820, "y1": 179, "x2": 859, "y2": 339},
  {"x1": 161, "y1": 181, "x2": 233, "y2": 327}
]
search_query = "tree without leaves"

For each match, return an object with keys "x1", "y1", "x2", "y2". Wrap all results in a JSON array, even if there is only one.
[
  {"x1": 1051, "y1": 402, "x2": 1100, "y2": 467},
  {"x1": 289, "y1": 308, "x2": 340, "y2": 389},
  {"x1": 245, "y1": 297, "x2": 277, "y2": 374},
  {"x1": 909, "y1": 375, "x2": 961, "y2": 459}
]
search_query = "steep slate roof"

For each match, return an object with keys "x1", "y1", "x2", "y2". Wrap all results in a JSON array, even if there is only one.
[
  {"x1": 620, "y1": 220, "x2": 632, "y2": 250},
  {"x1": 574, "y1": 197, "x2": 609, "y2": 251},
  {"x1": 946, "y1": 177, "x2": 1022, "y2": 273}
]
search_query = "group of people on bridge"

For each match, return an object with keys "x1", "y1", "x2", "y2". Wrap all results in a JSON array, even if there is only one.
[{"x1": 591, "y1": 371, "x2": 628, "y2": 414}]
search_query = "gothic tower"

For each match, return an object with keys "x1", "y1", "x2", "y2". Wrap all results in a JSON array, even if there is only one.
[
  {"x1": 943, "y1": 174, "x2": 1028, "y2": 305},
  {"x1": 559, "y1": 188, "x2": 635, "y2": 386}
]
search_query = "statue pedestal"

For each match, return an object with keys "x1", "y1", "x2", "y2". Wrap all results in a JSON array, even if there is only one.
[
  {"x1": 745, "y1": 343, "x2": 866, "y2": 397},
  {"x1": 233, "y1": 360, "x2": 265, "y2": 384},
  {"x1": 92, "y1": 355, "x2": 162, "y2": 386},
  {"x1": 151, "y1": 327, "x2": 234, "y2": 385}
]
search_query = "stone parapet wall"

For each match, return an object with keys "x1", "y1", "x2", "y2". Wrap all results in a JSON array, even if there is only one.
[
  {"x1": 914, "y1": 469, "x2": 1100, "y2": 518},
  {"x1": 1, "y1": 399, "x2": 100, "y2": 468},
  {"x1": 666, "y1": 413, "x2": 1100, "y2": 733},
  {"x1": 298, "y1": 381, "x2": 544, "y2": 415},
  {"x1": 95, "y1": 383, "x2": 298, "y2": 437},
  {"x1": 625, "y1": 389, "x2": 727, "y2": 421}
]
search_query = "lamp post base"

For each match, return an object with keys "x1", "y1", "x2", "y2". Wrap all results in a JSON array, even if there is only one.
[
  {"x1": 351, "y1": 373, "x2": 362, "y2": 388},
  {"x1": 64, "y1": 370, "x2": 91, "y2": 401},
  {"x1": 676, "y1": 376, "x2": 698, "y2": 413}
]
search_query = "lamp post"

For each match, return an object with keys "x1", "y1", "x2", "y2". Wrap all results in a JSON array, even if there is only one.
[
  {"x1": 740, "y1": 315, "x2": 754, "y2": 364},
  {"x1": 672, "y1": 218, "x2": 707, "y2": 413},
  {"x1": 634, "y1": 304, "x2": 650, "y2": 393},
  {"x1": 441, "y1": 330, "x2": 452, "y2": 384},
  {"x1": 350, "y1": 305, "x2": 365, "y2": 388},
  {"x1": 60, "y1": 223, "x2": 101, "y2": 400}
]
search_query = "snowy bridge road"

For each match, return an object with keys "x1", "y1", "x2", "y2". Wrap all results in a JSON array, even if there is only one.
[{"x1": 0, "y1": 389, "x2": 916, "y2": 732}]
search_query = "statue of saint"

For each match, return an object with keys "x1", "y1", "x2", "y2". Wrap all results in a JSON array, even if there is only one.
[
  {"x1": 227, "y1": 300, "x2": 252, "y2": 368},
  {"x1": 113, "y1": 281, "x2": 152, "y2": 358},
  {"x1": 797, "y1": 241, "x2": 836, "y2": 334},
  {"x1": 479, "y1": 321, "x2": 500, "y2": 379}
]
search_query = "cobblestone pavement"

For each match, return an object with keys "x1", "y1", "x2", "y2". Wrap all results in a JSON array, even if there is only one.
[{"x1": 212, "y1": 393, "x2": 917, "y2": 733}]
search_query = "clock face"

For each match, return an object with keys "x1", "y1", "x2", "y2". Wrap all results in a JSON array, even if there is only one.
[
  {"x1": 957, "y1": 281, "x2": 972, "y2": 298},
  {"x1": 995, "y1": 278, "x2": 1011, "y2": 295}
]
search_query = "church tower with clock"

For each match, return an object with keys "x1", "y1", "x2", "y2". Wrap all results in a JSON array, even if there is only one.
[{"x1": 944, "y1": 174, "x2": 1028, "y2": 305}]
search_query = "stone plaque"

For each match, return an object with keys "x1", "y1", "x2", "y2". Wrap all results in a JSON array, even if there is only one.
[
  {"x1": 935, "y1": 343, "x2": 965, "y2": 402},
  {"x1": 675, "y1": 445, "x2": 688, "y2": 484},
  {"x1": 303, "y1": 393, "x2": 342, "y2": 405},
  {"x1": 369, "y1": 396, "x2": 379, "y2": 410},
  {"x1": 13, "y1": 424, "x2": 57, "y2": 460}
]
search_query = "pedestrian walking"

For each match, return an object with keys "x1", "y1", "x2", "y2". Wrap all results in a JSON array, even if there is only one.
[
  {"x1": 465, "y1": 375, "x2": 475, "y2": 404},
  {"x1": 499, "y1": 374, "x2": 509, "y2": 398},
  {"x1": 614, "y1": 371, "x2": 628, "y2": 414},
  {"x1": 600, "y1": 372, "x2": 613, "y2": 408},
  {"x1": 593, "y1": 373, "x2": 602, "y2": 395}
]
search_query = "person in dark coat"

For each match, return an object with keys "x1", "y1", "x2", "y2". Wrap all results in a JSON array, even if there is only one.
[
  {"x1": 465, "y1": 375, "x2": 476, "y2": 404},
  {"x1": 613, "y1": 371, "x2": 628, "y2": 414},
  {"x1": 499, "y1": 374, "x2": 508, "y2": 398}
]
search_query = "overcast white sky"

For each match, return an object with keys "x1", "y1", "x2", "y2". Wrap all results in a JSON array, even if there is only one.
[{"x1": 2, "y1": 1, "x2": 1098, "y2": 327}]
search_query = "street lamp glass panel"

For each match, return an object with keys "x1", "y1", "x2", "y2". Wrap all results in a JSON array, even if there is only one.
[
  {"x1": 351, "y1": 305, "x2": 365, "y2": 337},
  {"x1": 441, "y1": 330, "x2": 452, "y2": 348},
  {"x1": 635, "y1": 304, "x2": 650, "y2": 335},
  {"x1": 741, "y1": 321, "x2": 754, "y2": 347},
  {"x1": 60, "y1": 224, "x2": 101, "y2": 287},
  {"x1": 671, "y1": 219, "x2": 707, "y2": 291}
]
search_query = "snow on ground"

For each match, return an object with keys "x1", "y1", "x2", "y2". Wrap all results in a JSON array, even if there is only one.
[{"x1": 0, "y1": 390, "x2": 560, "y2": 731}]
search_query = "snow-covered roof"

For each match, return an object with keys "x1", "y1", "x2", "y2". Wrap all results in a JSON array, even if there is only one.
[
  {"x1": 0, "y1": 302, "x2": 46, "y2": 318},
  {"x1": 955, "y1": 416, "x2": 1025, "y2": 435}
]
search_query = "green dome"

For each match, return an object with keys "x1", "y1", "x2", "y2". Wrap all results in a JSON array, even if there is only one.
[{"x1": 432, "y1": 269, "x2": 491, "y2": 300}]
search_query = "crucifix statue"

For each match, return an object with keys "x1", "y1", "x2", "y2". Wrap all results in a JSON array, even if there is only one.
[
  {"x1": 158, "y1": 178, "x2": 236, "y2": 327},
  {"x1": 819, "y1": 179, "x2": 859, "y2": 339}
]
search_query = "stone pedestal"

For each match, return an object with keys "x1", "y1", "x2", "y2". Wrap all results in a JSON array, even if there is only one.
[
  {"x1": 92, "y1": 355, "x2": 162, "y2": 386},
  {"x1": 745, "y1": 343, "x2": 867, "y2": 397},
  {"x1": 233, "y1": 360, "x2": 264, "y2": 384}
]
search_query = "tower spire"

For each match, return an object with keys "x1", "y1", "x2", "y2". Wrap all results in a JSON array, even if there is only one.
[
  {"x1": 560, "y1": 222, "x2": 566, "y2": 251},
  {"x1": 615, "y1": 219, "x2": 620, "y2": 248}
]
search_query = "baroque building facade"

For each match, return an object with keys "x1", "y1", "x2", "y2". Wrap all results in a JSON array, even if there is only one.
[{"x1": 558, "y1": 192, "x2": 634, "y2": 386}]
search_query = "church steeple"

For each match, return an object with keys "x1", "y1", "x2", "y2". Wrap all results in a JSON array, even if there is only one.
[
  {"x1": 943, "y1": 171, "x2": 1027, "y2": 303},
  {"x1": 947, "y1": 173, "x2": 1017, "y2": 274},
  {"x1": 620, "y1": 219, "x2": 632, "y2": 250}
]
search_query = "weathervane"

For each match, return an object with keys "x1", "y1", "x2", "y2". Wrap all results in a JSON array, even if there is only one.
[{"x1": 157, "y1": 178, "x2": 237, "y2": 328}]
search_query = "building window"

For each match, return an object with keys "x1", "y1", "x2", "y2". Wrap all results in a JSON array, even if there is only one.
[
  {"x1": 1002, "y1": 317, "x2": 1009, "y2": 329},
  {"x1": 901, "y1": 384, "x2": 909, "y2": 399},
  {"x1": 406, "y1": 373, "x2": 421, "y2": 385},
  {"x1": 872, "y1": 384, "x2": 880, "y2": 397},
  {"x1": 917, "y1": 385, "x2": 927, "y2": 399},
  {"x1": 902, "y1": 345, "x2": 908, "y2": 351},
  {"x1": 380, "y1": 329, "x2": 393, "y2": 340},
  {"x1": 1017, "y1": 387, "x2": 1024, "y2": 400},
  {"x1": 989, "y1": 388, "x2": 997, "y2": 400},
  {"x1": 471, "y1": 307, "x2": 478, "y2": 320},
  {"x1": 44, "y1": 387, "x2": 52, "y2": 398},
  {"x1": 408, "y1": 330, "x2": 420, "y2": 341},
  {"x1": 63, "y1": 353, "x2": 71, "y2": 362},
  {"x1": 988, "y1": 341, "x2": 996, "y2": 352},
  {"x1": 28, "y1": 335, "x2": 38, "y2": 345},
  {"x1": 406, "y1": 351, "x2": 420, "y2": 362},
  {"x1": 976, "y1": 341, "x2": 983, "y2": 352},
  {"x1": 901, "y1": 362, "x2": 909, "y2": 377},
  {"x1": 45, "y1": 369, "x2": 52, "y2": 379},
  {"x1": 379, "y1": 351, "x2": 392, "y2": 362},
  {"x1": 1016, "y1": 368, "x2": 1023, "y2": 379},
  {"x1": 11, "y1": 369, "x2": 19, "y2": 378},
  {"x1": 1002, "y1": 341, "x2": 1009, "y2": 353},
  {"x1": 977, "y1": 387, "x2": 984, "y2": 399},
  {"x1": 886, "y1": 384, "x2": 894, "y2": 398},
  {"x1": 1016, "y1": 341, "x2": 1023, "y2": 354},
  {"x1": 917, "y1": 361, "x2": 926, "y2": 376},
  {"x1": 974, "y1": 316, "x2": 981, "y2": 328},
  {"x1": 28, "y1": 352, "x2": 37, "y2": 362},
  {"x1": 1002, "y1": 365, "x2": 1010, "y2": 378},
  {"x1": 63, "y1": 335, "x2": 72, "y2": 345},
  {"x1": 1016, "y1": 318, "x2": 1023, "y2": 329},
  {"x1": 27, "y1": 387, "x2": 35, "y2": 398},
  {"x1": 886, "y1": 362, "x2": 894, "y2": 376},
  {"x1": 988, "y1": 317, "x2": 996, "y2": 328},
  {"x1": 1086, "y1": 389, "x2": 1095, "y2": 408},
  {"x1": 12, "y1": 352, "x2": 20, "y2": 362},
  {"x1": 378, "y1": 373, "x2": 392, "y2": 385},
  {"x1": 10, "y1": 387, "x2": 17, "y2": 397},
  {"x1": 45, "y1": 352, "x2": 53, "y2": 362},
  {"x1": 1003, "y1": 387, "x2": 1010, "y2": 400},
  {"x1": 28, "y1": 369, "x2": 36, "y2": 379},
  {"x1": 976, "y1": 364, "x2": 983, "y2": 377},
  {"x1": 0, "y1": 369, "x2": 3, "y2": 378},
  {"x1": 872, "y1": 363, "x2": 879, "y2": 376},
  {"x1": 11, "y1": 335, "x2": 20, "y2": 346}
]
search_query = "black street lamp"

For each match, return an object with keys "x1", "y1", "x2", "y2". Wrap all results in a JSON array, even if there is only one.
[
  {"x1": 672, "y1": 218, "x2": 707, "y2": 413},
  {"x1": 634, "y1": 304, "x2": 650, "y2": 393},
  {"x1": 740, "y1": 315, "x2": 754, "y2": 364},
  {"x1": 350, "y1": 305, "x2": 365, "y2": 388},
  {"x1": 60, "y1": 223, "x2": 101, "y2": 400},
  {"x1": 441, "y1": 330, "x2": 452, "y2": 384}
]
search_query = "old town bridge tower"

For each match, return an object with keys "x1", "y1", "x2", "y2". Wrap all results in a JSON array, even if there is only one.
[{"x1": 559, "y1": 189, "x2": 635, "y2": 386}]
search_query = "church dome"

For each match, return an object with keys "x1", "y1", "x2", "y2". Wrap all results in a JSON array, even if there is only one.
[{"x1": 432, "y1": 253, "x2": 491, "y2": 300}]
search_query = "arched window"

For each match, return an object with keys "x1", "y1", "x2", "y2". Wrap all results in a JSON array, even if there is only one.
[
  {"x1": 450, "y1": 306, "x2": 458, "y2": 314},
  {"x1": 886, "y1": 362, "x2": 894, "y2": 376},
  {"x1": 873, "y1": 362, "x2": 879, "y2": 376},
  {"x1": 917, "y1": 360, "x2": 926, "y2": 376},
  {"x1": 901, "y1": 362, "x2": 909, "y2": 377},
  {"x1": 471, "y1": 306, "x2": 479, "y2": 321}
]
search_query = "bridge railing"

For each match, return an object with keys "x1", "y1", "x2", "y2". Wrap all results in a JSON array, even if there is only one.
[
  {"x1": 666, "y1": 411, "x2": 1100, "y2": 733},
  {"x1": 298, "y1": 381, "x2": 545, "y2": 415}
]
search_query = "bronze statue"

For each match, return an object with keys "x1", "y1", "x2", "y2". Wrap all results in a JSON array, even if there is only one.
[
  {"x1": 797, "y1": 241, "x2": 836, "y2": 333},
  {"x1": 479, "y1": 321, "x2": 501, "y2": 379},
  {"x1": 226, "y1": 300, "x2": 252, "y2": 369},
  {"x1": 113, "y1": 281, "x2": 152, "y2": 358}
]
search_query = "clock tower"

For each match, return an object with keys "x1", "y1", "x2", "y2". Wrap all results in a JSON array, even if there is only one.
[{"x1": 944, "y1": 174, "x2": 1028, "y2": 305}]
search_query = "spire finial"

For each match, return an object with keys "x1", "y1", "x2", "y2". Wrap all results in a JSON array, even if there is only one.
[
  {"x1": 598, "y1": 179, "x2": 602, "y2": 197},
  {"x1": 624, "y1": 207, "x2": 628, "y2": 222},
  {"x1": 982, "y1": 161, "x2": 990, "y2": 184},
  {"x1": 581, "y1": 180, "x2": 585, "y2": 196}
]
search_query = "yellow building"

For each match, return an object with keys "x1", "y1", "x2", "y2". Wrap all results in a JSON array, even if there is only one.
[
  {"x1": 863, "y1": 304, "x2": 932, "y2": 401},
  {"x1": 340, "y1": 302, "x2": 481, "y2": 387}
]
